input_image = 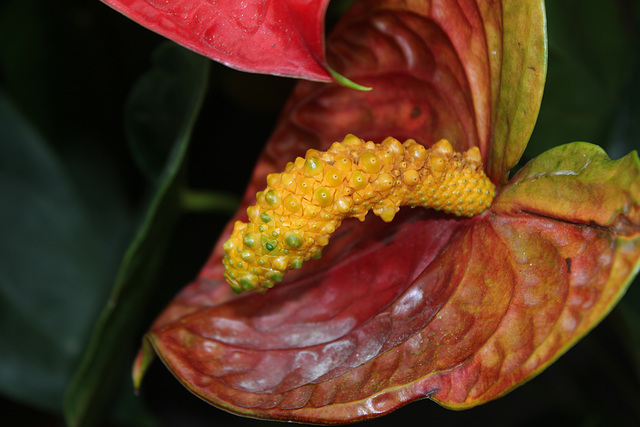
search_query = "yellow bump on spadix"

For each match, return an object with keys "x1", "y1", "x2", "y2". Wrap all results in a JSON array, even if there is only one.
[{"x1": 222, "y1": 135, "x2": 496, "y2": 293}]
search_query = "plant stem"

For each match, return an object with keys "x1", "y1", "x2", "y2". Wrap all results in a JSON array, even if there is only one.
[{"x1": 181, "y1": 189, "x2": 240, "y2": 214}]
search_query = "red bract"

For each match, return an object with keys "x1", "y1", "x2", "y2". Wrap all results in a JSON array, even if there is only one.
[
  {"x1": 101, "y1": 0, "x2": 333, "y2": 81},
  {"x1": 133, "y1": 0, "x2": 640, "y2": 423}
]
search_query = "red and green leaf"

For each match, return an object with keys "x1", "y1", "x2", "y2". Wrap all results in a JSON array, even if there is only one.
[
  {"x1": 133, "y1": 0, "x2": 640, "y2": 424},
  {"x1": 494, "y1": 142, "x2": 640, "y2": 228},
  {"x1": 140, "y1": 144, "x2": 640, "y2": 422},
  {"x1": 432, "y1": 144, "x2": 640, "y2": 408}
]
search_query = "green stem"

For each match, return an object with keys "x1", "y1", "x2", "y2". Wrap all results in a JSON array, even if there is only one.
[
  {"x1": 181, "y1": 188, "x2": 240, "y2": 214},
  {"x1": 328, "y1": 67, "x2": 372, "y2": 91}
]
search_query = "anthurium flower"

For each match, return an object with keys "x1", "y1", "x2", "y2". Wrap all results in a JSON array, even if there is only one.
[{"x1": 129, "y1": 0, "x2": 640, "y2": 424}]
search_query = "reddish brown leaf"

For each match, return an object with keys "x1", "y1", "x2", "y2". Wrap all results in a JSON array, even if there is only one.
[
  {"x1": 431, "y1": 214, "x2": 640, "y2": 407},
  {"x1": 146, "y1": 203, "x2": 639, "y2": 421},
  {"x1": 101, "y1": 0, "x2": 333, "y2": 81}
]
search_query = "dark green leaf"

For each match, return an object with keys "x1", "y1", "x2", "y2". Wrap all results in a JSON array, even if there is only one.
[
  {"x1": 63, "y1": 42, "x2": 209, "y2": 427},
  {"x1": 125, "y1": 43, "x2": 209, "y2": 181},
  {"x1": 0, "y1": 90, "x2": 131, "y2": 411}
]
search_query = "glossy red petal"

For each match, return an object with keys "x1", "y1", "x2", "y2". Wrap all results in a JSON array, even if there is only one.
[
  {"x1": 149, "y1": 210, "x2": 469, "y2": 422},
  {"x1": 101, "y1": 0, "x2": 332, "y2": 81}
]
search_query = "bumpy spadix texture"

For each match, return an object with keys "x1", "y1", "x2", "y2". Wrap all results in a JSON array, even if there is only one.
[{"x1": 223, "y1": 135, "x2": 495, "y2": 293}]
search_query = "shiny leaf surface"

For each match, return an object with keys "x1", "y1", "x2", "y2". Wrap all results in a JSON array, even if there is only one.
[{"x1": 100, "y1": 0, "x2": 333, "y2": 81}]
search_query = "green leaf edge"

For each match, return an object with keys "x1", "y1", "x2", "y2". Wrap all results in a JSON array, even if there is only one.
[{"x1": 488, "y1": 0, "x2": 548, "y2": 184}]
